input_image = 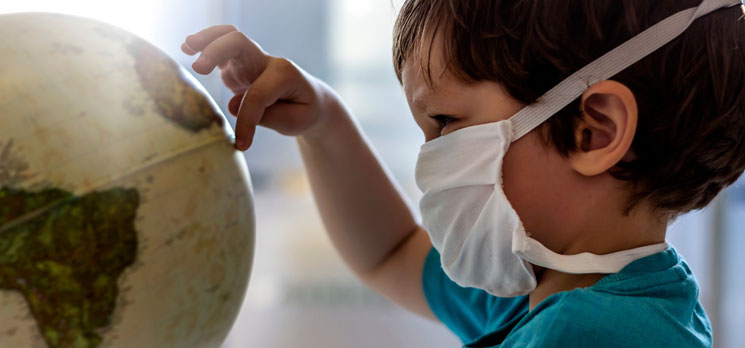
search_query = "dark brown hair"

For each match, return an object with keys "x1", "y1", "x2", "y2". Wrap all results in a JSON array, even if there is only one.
[{"x1": 393, "y1": 0, "x2": 745, "y2": 215}]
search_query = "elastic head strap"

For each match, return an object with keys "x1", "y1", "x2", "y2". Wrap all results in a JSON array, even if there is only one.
[{"x1": 510, "y1": 0, "x2": 743, "y2": 141}]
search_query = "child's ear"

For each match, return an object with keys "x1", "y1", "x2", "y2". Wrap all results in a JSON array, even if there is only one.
[{"x1": 569, "y1": 80, "x2": 638, "y2": 176}]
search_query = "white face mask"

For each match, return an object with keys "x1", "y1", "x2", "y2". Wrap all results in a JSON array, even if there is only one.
[{"x1": 414, "y1": 0, "x2": 741, "y2": 297}]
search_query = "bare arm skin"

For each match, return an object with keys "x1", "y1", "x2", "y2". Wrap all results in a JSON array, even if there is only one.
[{"x1": 296, "y1": 98, "x2": 435, "y2": 319}]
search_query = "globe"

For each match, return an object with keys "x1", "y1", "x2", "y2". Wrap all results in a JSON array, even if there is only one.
[{"x1": 0, "y1": 12, "x2": 255, "y2": 348}]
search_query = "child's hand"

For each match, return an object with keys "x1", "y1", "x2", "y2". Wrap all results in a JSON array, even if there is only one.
[
  {"x1": 182, "y1": 28, "x2": 436, "y2": 323},
  {"x1": 182, "y1": 25, "x2": 335, "y2": 151}
]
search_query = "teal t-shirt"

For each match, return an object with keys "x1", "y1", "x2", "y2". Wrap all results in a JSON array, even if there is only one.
[{"x1": 422, "y1": 246, "x2": 712, "y2": 347}]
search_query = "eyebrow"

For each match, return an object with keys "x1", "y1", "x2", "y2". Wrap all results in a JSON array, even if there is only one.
[
  {"x1": 413, "y1": 84, "x2": 453, "y2": 115},
  {"x1": 411, "y1": 90, "x2": 429, "y2": 110}
]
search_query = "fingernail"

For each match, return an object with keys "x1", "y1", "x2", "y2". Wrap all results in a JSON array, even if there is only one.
[{"x1": 196, "y1": 54, "x2": 206, "y2": 64}]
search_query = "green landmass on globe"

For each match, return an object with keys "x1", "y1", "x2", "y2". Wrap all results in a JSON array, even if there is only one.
[
  {"x1": 0, "y1": 187, "x2": 140, "y2": 348},
  {"x1": 127, "y1": 39, "x2": 224, "y2": 133}
]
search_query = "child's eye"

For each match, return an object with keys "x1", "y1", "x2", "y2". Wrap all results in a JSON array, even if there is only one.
[{"x1": 431, "y1": 114, "x2": 456, "y2": 128}]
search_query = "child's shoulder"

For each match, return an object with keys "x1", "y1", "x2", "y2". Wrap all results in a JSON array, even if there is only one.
[{"x1": 504, "y1": 247, "x2": 711, "y2": 347}]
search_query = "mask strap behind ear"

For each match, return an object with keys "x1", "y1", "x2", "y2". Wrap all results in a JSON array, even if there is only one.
[{"x1": 510, "y1": 0, "x2": 743, "y2": 141}]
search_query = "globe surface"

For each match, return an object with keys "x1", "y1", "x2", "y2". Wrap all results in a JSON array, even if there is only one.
[{"x1": 0, "y1": 12, "x2": 255, "y2": 348}]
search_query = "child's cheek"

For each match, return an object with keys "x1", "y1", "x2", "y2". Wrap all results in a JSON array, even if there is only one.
[{"x1": 502, "y1": 131, "x2": 574, "y2": 252}]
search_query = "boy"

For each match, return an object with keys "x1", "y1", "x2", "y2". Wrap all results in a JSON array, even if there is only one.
[{"x1": 181, "y1": 0, "x2": 745, "y2": 346}]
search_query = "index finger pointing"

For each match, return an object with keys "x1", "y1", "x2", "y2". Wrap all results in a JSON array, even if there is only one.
[{"x1": 234, "y1": 62, "x2": 293, "y2": 150}]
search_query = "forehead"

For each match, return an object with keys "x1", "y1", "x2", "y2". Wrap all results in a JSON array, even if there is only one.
[{"x1": 401, "y1": 33, "x2": 460, "y2": 108}]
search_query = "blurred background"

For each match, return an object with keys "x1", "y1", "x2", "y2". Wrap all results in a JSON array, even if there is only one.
[{"x1": 0, "y1": 1, "x2": 742, "y2": 347}]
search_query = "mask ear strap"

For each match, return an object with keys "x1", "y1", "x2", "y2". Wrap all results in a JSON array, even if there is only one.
[{"x1": 510, "y1": 0, "x2": 743, "y2": 141}]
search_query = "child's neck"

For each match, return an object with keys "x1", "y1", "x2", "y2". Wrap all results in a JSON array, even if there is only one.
[
  {"x1": 528, "y1": 267, "x2": 606, "y2": 311},
  {"x1": 527, "y1": 209, "x2": 667, "y2": 311}
]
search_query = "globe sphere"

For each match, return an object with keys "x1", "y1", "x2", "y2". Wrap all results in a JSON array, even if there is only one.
[{"x1": 0, "y1": 12, "x2": 255, "y2": 348}]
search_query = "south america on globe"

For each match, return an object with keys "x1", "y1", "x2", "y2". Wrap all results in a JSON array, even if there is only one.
[{"x1": 0, "y1": 12, "x2": 256, "y2": 348}]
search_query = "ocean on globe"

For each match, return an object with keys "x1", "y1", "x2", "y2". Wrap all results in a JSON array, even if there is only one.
[{"x1": 0, "y1": 12, "x2": 255, "y2": 348}]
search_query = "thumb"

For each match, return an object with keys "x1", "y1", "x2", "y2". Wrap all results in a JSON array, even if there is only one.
[{"x1": 228, "y1": 94, "x2": 242, "y2": 116}]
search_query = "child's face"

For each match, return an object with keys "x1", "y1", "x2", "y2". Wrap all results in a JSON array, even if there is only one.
[{"x1": 401, "y1": 34, "x2": 599, "y2": 258}]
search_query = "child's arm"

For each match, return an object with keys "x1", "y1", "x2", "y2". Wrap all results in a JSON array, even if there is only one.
[
  {"x1": 296, "y1": 100, "x2": 436, "y2": 320},
  {"x1": 183, "y1": 26, "x2": 437, "y2": 320}
]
